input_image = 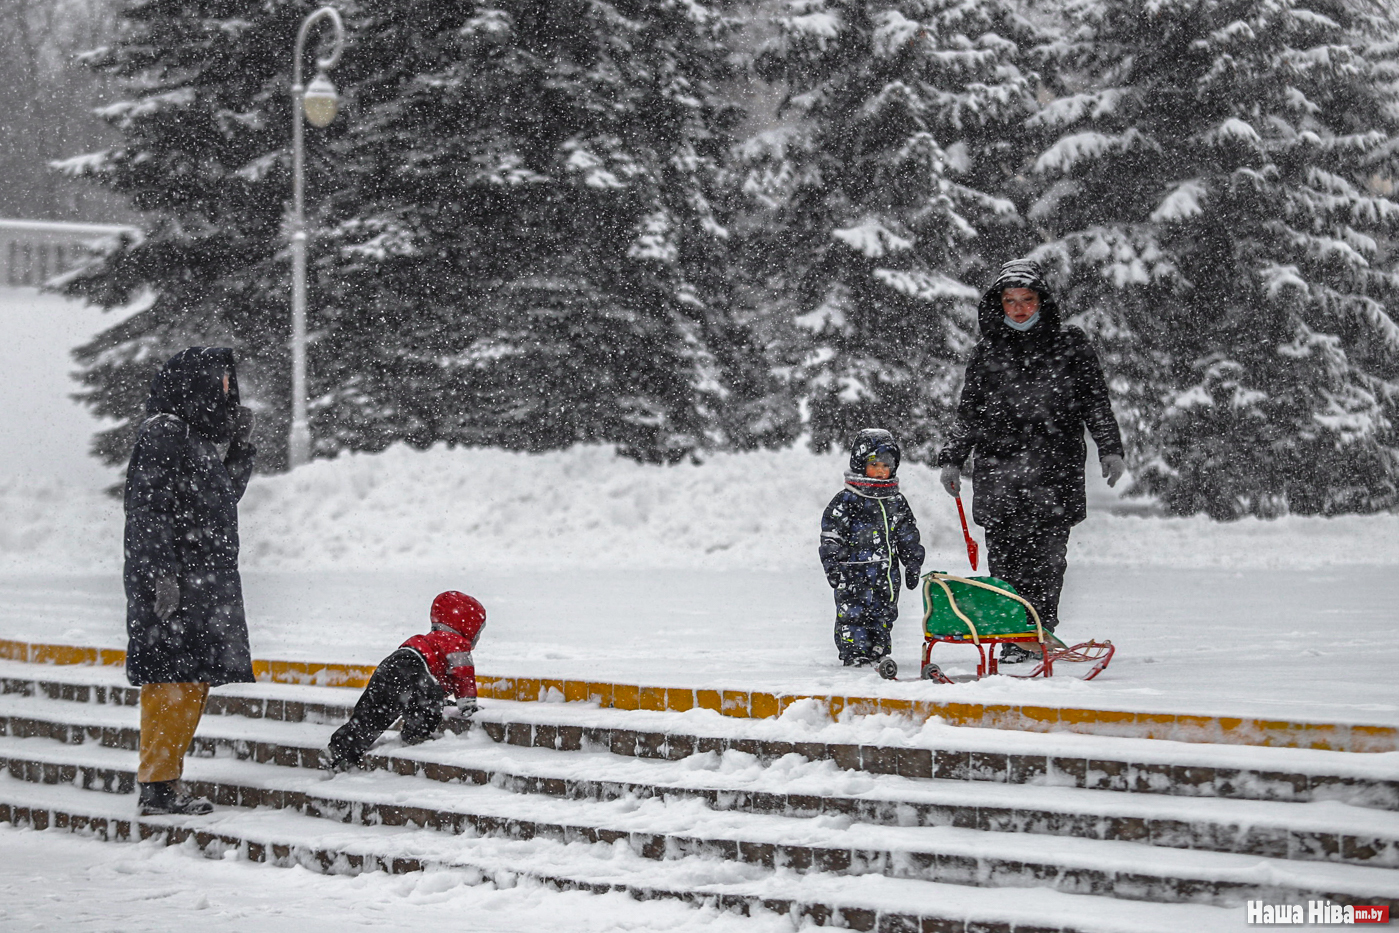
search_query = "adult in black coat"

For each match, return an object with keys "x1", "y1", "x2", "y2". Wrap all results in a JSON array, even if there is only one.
[
  {"x1": 935, "y1": 260, "x2": 1124, "y2": 655},
  {"x1": 124, "y1": 347, "x2": 256, "y2": 813}
]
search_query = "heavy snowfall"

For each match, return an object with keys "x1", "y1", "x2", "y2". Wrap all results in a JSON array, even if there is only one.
[
  {"x1": 2, "y1": 282, "x2": 1397, "y2": 930},
  {"x1": 3, "y1": 0, "x2": 1399, "y2": 928}
]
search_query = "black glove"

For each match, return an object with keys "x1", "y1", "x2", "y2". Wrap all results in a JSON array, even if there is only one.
[
  {"x1": 455, "y1": 696, "x2": 478, "y2": 718},
  {"x1": 231, "y1": 405, "x2": 255, "y2": 446},
  {"x1": 905, "y1": 565, "x2": 922, "y2": 590},
  {"x1": 826, "y1": 568, "x2": 843, "y2": 589},
  {"x1": 940, "y1": 465, "x2": 961, "y2": 497},
  {"x1": 153, "y1": 573, "x2": 179, "y2": 620},
  {"x1": 1101, "y1": 454, "x2": 1125, "y2": 488}
]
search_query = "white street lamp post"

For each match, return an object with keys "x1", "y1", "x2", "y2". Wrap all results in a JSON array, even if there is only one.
[{"x1": 288, "y1": 5, "x2": 344, "y2": 467}]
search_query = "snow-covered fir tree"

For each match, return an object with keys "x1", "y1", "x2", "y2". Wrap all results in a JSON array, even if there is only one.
[
  {"x1": 1029, "y1": 0, "x2": 1399, "y2": 517},
  {"x1": 744, "y1": 0, "x2": 1041, "y2": 458},
  {"x1": 63, "y1": 0, "x2": 791, "y2": 469},
  {"x1": 60, "y1": 0, "x2": 339, "y2": 471},
  {"x1": 321, "y1": 0, "x2": 790, "y2": 463}
]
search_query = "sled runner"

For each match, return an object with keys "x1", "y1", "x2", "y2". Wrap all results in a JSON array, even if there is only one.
[{"x1": 917, "y1": 571, "x2": 1114, "y2": 682}]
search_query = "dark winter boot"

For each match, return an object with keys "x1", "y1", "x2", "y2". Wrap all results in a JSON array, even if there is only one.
[
  {"x1": 837, "y1": 622, "x2": 879, "y2": 666},
  {"x1": 320, "y1": 749, "x2": 361, "y2": 773},
  {"x1": 999, "y1": 643, "x2": 1042, "y2": 665},
  {"x1": 138, "y1": 780, "x2": 213, "y2": 816}
]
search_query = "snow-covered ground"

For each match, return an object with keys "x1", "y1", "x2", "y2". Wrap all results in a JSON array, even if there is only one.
[
  {"x1": 2, "y1": 286, "x2": 1397, "y2": 727},
  {"x1": 0, "y1": 821, "x2": 796, "y2": 933}
]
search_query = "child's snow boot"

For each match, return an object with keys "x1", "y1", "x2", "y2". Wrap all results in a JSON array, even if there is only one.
[
  {"x1": 320, "y1": 749, "x2": 361, "y2": 773},
  {"x1": 138, "y1": 780, "x2": 213, "y2": 816}
]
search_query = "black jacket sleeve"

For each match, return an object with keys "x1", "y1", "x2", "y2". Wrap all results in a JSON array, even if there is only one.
[
  {"x1": 893, "y1": 496, "x2": 925, "y2": 576},
  {"x1": 123, "y1": 417, "x2": 186, "y2": 580},
  {"x1": 1068, "y1": 329, "x2": 1125, "y2": 460},
  {"x1": 818, "y1": 493, "x2": 851, "y2": 586},
  {"x1": 937, "y1": 345, "x2": 986, "y2": 468},
  {"x1": 224, "y1": 438, "x2": 256, "y2": 500}
]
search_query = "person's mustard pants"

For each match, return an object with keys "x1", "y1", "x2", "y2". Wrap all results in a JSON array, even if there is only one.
[{"x1": 138, "y1": 682, "x2": 209, "y2": 784}]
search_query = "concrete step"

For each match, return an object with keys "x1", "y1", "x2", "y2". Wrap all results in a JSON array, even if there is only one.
[
  {"x1": 1, "y1": 734, "x2": 1396, "y2": 912},
  {"x1": 0, "y1": 775, "x2": 1255, "y2": 933},
  {"x1": 0, "y1": 668, "x2": 353, "y2": 723},
  {"x1": 7, "y1": 664, "x2": 1394, "y2": 810},
  {"x1": 3, "y1": 691, "x2": 1397, "y2": 868},
  {"x1": 469, "y1": 703, "x2": 1399, "y2": 810}
]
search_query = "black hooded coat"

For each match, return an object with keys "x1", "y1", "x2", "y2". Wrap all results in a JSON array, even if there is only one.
[
  {"x1": 123, "y1": 347, "x2": 257, "y2": 686},
  {"x1": 937, "y1": 263, "x2": 1123, "y2": 528}
]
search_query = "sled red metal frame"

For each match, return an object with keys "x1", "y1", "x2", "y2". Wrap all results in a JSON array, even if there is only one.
[{"x1": 919, "y1": 633, "x2": 1115, "y2": 682}]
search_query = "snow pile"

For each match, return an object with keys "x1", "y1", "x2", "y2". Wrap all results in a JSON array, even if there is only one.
[
  {"x1": 233, "y1": 444, "x2": 955, "y2": 573},
  {"x1": 0, "y1": 474, "x2": 123, "y2": 574},
  {"x1": 2, "y1": 442, "x2": 1398, "y2": 576}
]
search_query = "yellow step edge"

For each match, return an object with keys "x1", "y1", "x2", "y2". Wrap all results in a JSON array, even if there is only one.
[{"x1": 1, "y1": 637, "x2": 1393, "y2": 753}]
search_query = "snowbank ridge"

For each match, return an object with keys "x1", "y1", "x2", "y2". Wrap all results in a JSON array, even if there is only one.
[{"x1": 2, "y1": 443, "x2": 1397, "y2": 574}]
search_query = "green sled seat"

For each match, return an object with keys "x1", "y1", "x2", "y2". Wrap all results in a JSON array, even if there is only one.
[
  {"x1": 921, "y1": 572, "x2": 1042, "y2": 641},
  {"x1": 916, "y1": 571, "x2": 1113, "y2": 682}
]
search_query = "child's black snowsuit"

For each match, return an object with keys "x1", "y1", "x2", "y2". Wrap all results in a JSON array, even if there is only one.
[
  {"x1": 819, "y1": 429, "x2": 925, "y2": 665},
  {"x1": 328, "y1": 649, "x2": 446, "y2": 766},
  {"x1": 326, "y1": 593, "x2": 483, "y2": 770}
]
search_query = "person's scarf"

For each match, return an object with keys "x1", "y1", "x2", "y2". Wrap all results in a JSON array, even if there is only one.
[{"x1": 844, "y1": 472, "x2": 901, "y2": 499}]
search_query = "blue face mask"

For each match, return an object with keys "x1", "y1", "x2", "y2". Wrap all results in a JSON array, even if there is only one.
[{"x1": 1004, "y1": 311, "x2": 1040, "y2": 331}]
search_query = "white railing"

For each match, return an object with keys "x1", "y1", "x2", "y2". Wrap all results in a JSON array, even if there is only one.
[{"x1": 0, "y1": 219, "x2": 140, "y2": 288}]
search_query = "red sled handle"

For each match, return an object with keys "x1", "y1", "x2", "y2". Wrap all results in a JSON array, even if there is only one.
[{"x1": 955, "y1": 496, "x2": 979, "y2": 571}]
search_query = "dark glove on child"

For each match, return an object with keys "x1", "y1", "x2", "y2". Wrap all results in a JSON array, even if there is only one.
[
  {"x1": 905, "y1": 565, "x2": 922, "y2": 590},
  {"x1": 826, "y1": 569, "x2": 842, "y2": 589},
  {"x1": 455, "y1": 696, "x2": 478, "y2": 718}
]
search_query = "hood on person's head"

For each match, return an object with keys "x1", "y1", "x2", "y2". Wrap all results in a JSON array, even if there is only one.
[
  {"x1": 977, "y1": 258, "x2": 1062, "y2": 337},
  {"x1": 146, "y1": 347, "x2": 239, "y2": 442},
  {"x1": 847, "y1": 428, "x2": 901, "y2": 477},
  {"x1": 430, "y1": 590, "x2": 487, "y2": 645}
]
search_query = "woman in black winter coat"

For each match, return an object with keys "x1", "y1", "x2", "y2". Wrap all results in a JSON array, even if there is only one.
[
  {"x1": 936, "y1": 260, "x2": 1124, "y2": 660},
  {"x1": 124, "y1": 347, "x2": 256, "y2": 814}
]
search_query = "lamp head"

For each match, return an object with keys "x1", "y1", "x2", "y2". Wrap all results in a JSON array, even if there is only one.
[{"x1": 303, "y1": 72, "x2": 339, "y2": 127}]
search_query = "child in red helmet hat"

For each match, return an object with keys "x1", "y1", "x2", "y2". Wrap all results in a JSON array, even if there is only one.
[{"x1": 323, "y1": 591, "x2": 486, "y2": 771}]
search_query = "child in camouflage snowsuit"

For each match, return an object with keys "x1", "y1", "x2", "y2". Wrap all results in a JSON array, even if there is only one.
[{"x1": 819, "y1": 429, "x2": 925, "y2": 666}]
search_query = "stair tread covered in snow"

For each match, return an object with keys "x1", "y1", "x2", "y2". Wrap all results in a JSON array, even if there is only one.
[
  {"x1": 4, "y1": 658, "x2": 1398, "y2": 927},
  {"x1": 0, "y1": 777, "x2": 1305, "y2": 933}
]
